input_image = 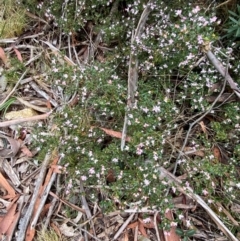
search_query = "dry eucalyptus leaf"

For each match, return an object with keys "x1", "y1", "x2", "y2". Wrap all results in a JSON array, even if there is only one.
[
  {"x1": 0, "y1": 134, "x2": 21, "y2": 158},
  {"x1": 59, "y1": 223, "x2": 76, "y2": 237},
  {"x1": 5, "y1": 108, "x2": 38, "y2": 120}
]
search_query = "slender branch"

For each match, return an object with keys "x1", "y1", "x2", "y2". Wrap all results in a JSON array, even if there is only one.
[
  {"x1": 206, "y1": 50, "x2": 240, "y2": 98},
  {"x1": 0, "y1": 111, "x2": 51, "y2": 127},
  {"x1": 121, "y1": 0, "x2": 154, "y2": 150}
]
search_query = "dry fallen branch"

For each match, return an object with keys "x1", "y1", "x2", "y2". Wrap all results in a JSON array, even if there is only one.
[
  {"x1": 0, "y1": 111, "x2": 51, "y2": 127},
  {"x1": 113, "y1": 211, "x2": 136, "y2": 240},
  {"x1": 206, "y1": 50, "x2": 240, "y2": 98},
  {"x1": 121, "y1": 0, "x2": 154, "y2": 150}
]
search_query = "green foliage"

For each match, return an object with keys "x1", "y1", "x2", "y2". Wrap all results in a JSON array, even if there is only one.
[
  {"x1": 29, "y1": 0, "x2": 240, "y2": 231},
  {"x1": 176, "y1": 228, "x2": 196, "y2": 241},
  {"x1": 211, "y1": 122, "x2": 228, "y2": 141},
  {"x1": 0, "y1": 97, "x2": 16, "y2": 117},
  {"x1": 222, "y1": 4, "x2": 240, "y2": 45}
]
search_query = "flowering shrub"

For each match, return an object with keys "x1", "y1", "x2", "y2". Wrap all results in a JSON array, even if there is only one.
[{"x1": 29, "y1": 0, "x2": 240, "y2": 230}]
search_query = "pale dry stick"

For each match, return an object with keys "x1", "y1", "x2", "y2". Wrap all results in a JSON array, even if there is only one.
[
  {"x1": 206, "y1": 50, "x2": 240, "y2": 98},
  {"x1": 79, "y1": 181, "x2": 96, "y2": 238},
  {"x1": 0, "y1": 69, "x2": 28, "y2": 107},
  {"x1": 5, "y1": 45, "x2": 40, "y2": 51},
  {"x1": 17, "y1": 152, "x2": 52, "y2": 241},
  {"x1": 16, "y1": 97, "x2": 49, "y2": 113},
  {"x1": 49, "y1": 191, "x2": 86, "y2": 214},
  {"x1": 172, "y1": 55, "x2": 230, "y2": 176},
  {"x1": 0, "y1": 111, "x2": 51, "y2": 127},
  {"x1": 21, "y1": 167, "x2": 41, "y2": 185},
  {"x1": 158, "y1": 167, "x2": 238, "y2": 241},
  {"x1": 0, "y1": 33, "x2": 44, "y2": 44},
  {"x1": 68, "y1": 35, "x2": 72, "y2": 60},
  {"x1": 0, "y1": 159, "x2": 21, "y2": 186},
  {"x1": 43, "y1": 175, "x2": 61, "y2": 230},
  {"x1": 134, "y1": 224, "x2": 138, "y2": 241},
  {"x1": 20, "y1": 73, "x2": 47, "y2": 85},
  {"x1": 113, "y1": 211, "x2": 136, "y2": 240},
  {"x1": 29, "y1": 81, "x2": 58, "y2": 107},
  {"x1": 121, "y1": 0, "x2": 154, "y2": 150},
  {"x1": 154, "y1": 211, "x2": 161, "y2": 241},
  {"x1": 24, "y1": 51, "x2": 44, "y2": 66},
  {"x1": 72, "y1": 44, "x2": 84, "y2": 69},
  {"x1": 30, "y1": 172, "x2": 57, "y2": 229},
  {"x1": 41, "y1": 40, "x2": 76, "y2": 67},
  {"x1": 8, "y1": 195, "x2": 25, "y2": 241}
]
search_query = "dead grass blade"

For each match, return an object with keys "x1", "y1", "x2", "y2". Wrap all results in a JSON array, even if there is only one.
[
  {"x1": 214, "y1": 202, "x2": 239, "y2": 226},
  {"x1": 16, "y1": 97, "x2": 50, "y2": 113},
  {"x1": 25, "y1": 156, "x2": 60, "y2": 241},
  {"x1": 41, "y1": 40, "x2": 76, "y2": 67},
  {"x1": 49, "y1": 192, "x2": 86, "y2": 214}
]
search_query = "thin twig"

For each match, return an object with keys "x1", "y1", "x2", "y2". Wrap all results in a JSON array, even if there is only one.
[
  {"x1": 16, "y1": 97, "x2": 50, "y2": 113},
  {"x1": 43, "y1": 175, "x2": 61, "y2": 230},
  {"x1": 113, "y1": 211, "x2": 136, "y2": 240},
  {"x1": 30, "y1": 171, "x2": 57, "y2": 229},
  {"x1": 0, "y1": 69, "x2": 28, "y2": 106},
  {"x1": 154, "y1": 211, "x2": 161, "y2": 241},
  {"x1": 0, "y1": 112, "x2": 51, "y2": 127}
]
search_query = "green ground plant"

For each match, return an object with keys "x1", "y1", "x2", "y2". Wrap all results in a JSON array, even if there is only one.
[
  {"x1": 222, "y1": 4, "x2": 240, "y2": 46},
  {"x1": 26, "y1": 0, "x2": 240, "y2": 234}
]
